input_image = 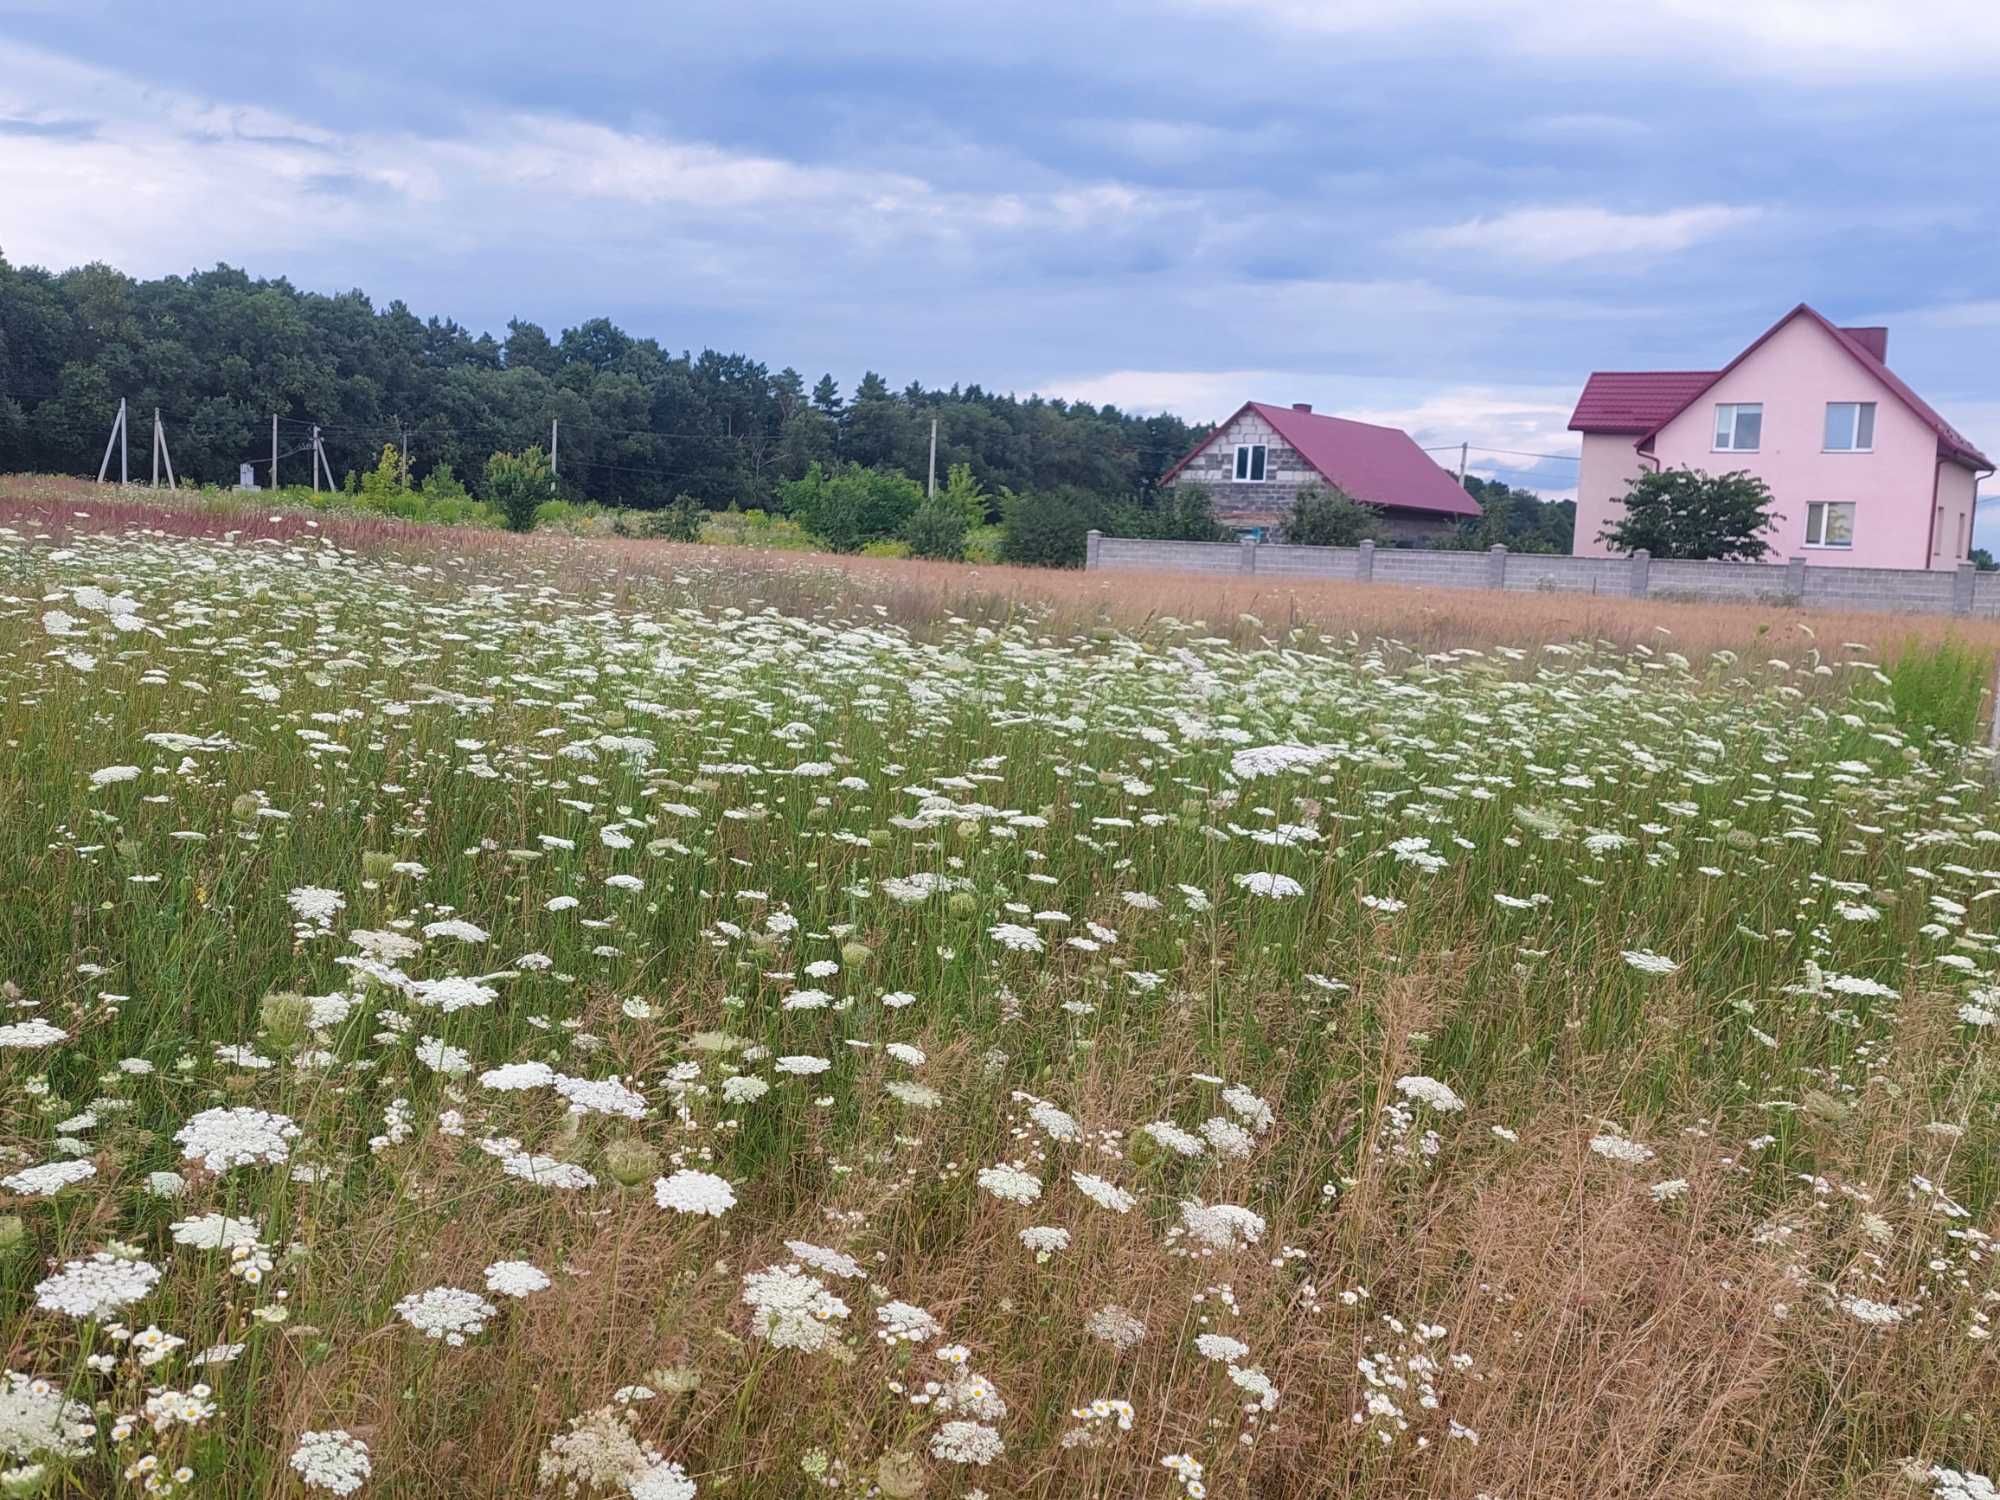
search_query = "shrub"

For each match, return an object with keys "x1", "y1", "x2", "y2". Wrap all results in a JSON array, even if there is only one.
[
  {"x1": 1113, "y1": 483, "x2": 1228, "y2": 542},
  {"x1": 1599, "y1": 466, "x2": 1774, "y2": 561},
  {"x1": 902, "y1": 498, "x2": 969, "y2": 560},
  {"x1": 642, "y1": 495, "x2": 705, "y2": 543},
  {"x1": 1000, "y1": 487, "x2": 1102, "y2": 568},
  {"x1": 484, "y1": 446, "x2": 556, "y2": 534},
  {"x1": 779, "y1": 462, "x2": 923, "y2": 553},
  {"x1": 1283, "y1": 484, "x2": 1387, "y2": 546},
  {"x1": 964, "y1": 524, "x2": 1004, "y2": 564},
  {"x1": 859, "y1": 538, "x2": 913, "y2": 559}
]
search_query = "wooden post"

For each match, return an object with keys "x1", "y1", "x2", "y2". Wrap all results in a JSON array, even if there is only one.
[{"x1": 97, "y1": 398, "x2": 126, "y2": 484}]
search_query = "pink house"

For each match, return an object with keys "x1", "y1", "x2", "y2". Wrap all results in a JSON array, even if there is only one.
[{"x1": 1569, "y1": 305, "x2": 1992, "y2": 570}]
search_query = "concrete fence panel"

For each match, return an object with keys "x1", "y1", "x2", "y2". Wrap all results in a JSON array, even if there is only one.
[{"x1": 1083, "y1": 533, "x2": 1986, "y2": 618}]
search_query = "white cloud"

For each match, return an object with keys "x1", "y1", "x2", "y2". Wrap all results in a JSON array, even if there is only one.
[
  {"x1": 1406, "y1": 204, "x2": 1761, "y2": 264},
  {"x1": 0, "y1": 41, "x2": 1172, "y2": 287},
  {"x1": 1183, "y1": 0, "x2": 2000, "y2": 80}
]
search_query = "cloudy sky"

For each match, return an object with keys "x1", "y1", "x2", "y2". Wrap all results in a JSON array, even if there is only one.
[{"x1": 2, "y1": 0, "x2": 1997, "y2": 523}]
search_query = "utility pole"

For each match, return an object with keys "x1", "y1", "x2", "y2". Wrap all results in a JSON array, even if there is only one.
[
  {"x1": 97, "y1": 398, "x2": 128, "y2": 484},
  {"x1": 1456, "y1": 441, "x2": 1468, "y2": 488},
  {"x1": 315, "y1": 428, "x2": 335, "y2": 492},
  {"x1": 927, "y1": 417, "x2": 938, "y2": 499},
  {"x1": 150, "y1": 408, "x2": 175, "y2": 489},
  {"x1": 400, "y1": 424, "x2": 409, "y2": 489},
  {"x1": 311, "y1": 426, "x2": 321, "y2": 492},
  {"x1": 271, "y1": 412, "x2": 279, "y2": 492},
  {"x1": 550, "y1": 417, "x2": 559, "y2": 477}
]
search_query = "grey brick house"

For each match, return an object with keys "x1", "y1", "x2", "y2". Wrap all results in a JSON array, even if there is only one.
[{"x1": 1158, "y1": 401, "x2": 1481, "y2": 541}]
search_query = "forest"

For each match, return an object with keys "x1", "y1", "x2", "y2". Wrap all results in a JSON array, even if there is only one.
[{"x1": 0, "y1": 255, "x2": 1205, "y2": 512}]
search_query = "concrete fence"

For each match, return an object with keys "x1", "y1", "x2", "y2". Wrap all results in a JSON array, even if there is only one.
[{"x1": 1083, "y1": 531, "x2": 1996, "y2": 617}]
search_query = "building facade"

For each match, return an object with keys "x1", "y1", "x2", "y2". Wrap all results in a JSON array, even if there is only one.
[{"x1": 1570, "y1": 306, "x2": 1991, "y2": 570}]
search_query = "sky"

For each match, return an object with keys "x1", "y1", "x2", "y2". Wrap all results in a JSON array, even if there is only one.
[{"x1": 2, "y1": 0, "x2": 1998, "y2": 530}]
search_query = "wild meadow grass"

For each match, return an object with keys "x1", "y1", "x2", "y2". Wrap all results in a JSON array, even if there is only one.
[{"x1": 0, "y1": 502, "x2": 1996, "y2": 1499}]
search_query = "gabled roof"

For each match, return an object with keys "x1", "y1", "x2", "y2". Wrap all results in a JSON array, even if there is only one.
[
  {"x1": 1571, "y1": 303, "x2": 1990, "y2": 470},
  {"x1": 1569, "y1": 371, "x2": 1717, "y2": 434},
  {"x1": 1160, "y1": 401, "x2": 1481, "y2": 518}
]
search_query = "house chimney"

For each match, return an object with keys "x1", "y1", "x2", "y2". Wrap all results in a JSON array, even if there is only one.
[
  {"x1": 1842, "y1": 326, "x2": 1889, "y2": 363},
  {"x1": 1292, "y1": 402, "x2": 1312, "y2": 413}
]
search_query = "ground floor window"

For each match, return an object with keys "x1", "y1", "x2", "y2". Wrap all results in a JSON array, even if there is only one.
[{"x1": 1804, "y1": 501, "x2": 1854, "y2": 549}]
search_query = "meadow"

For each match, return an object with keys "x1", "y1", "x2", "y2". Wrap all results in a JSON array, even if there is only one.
[{"x1": 0, "y1": 491, "x2": 1996, "y2": 1500}]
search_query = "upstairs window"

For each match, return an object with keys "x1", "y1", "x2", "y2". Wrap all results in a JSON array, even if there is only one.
[
  {"x1": 1823, "y1": 401, "x2": 1876, "y2": 451},
  {"x1": 1233, "y1": 443, "x2": 1267, "y2": 482},
  {"x1": 1804, "y1": 500, "x2": 1854, "y2": 548},
  {"x1": 1713, "y1": 403, "x2": 1762, "y2": 452}
]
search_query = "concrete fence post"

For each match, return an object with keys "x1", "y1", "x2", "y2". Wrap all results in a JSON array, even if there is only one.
[
  {"x1": 1487, "y1": 544, "x2": 1508, "y2": 590},
  {"x1": 1955, "y1": 561, "x2": 1976, "y2": 616},
  {"x1": 1629, "y1": 548, "x2": 1651, "y2": 598},
  {"x1": 1786, "y1": 555, "x2": 1807, "y2": 599},
  {"x1": 1238, "y1": 537, "x2": 1257, "y2": 575},
  {"x1": 1085, "y1": 529, "x2": 1102, "y2": 571},
  {"x1": 1356, "y1": 538, "x2": 1375, "y2": 582}
]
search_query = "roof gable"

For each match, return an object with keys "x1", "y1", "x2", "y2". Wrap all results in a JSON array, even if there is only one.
[
  {"x1": 1160, "y1": 401, "x2": 1481, "y2": 518},
  {"x1": 1634, "y1": 303, "x2": 1991, "y2": 470}
]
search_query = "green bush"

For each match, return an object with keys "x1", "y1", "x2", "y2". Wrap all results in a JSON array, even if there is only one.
[
  {"x1": 859, "y1": 538, "x2": 913, "y2": 559},
  {"x1": 642, "y1": 495, "x2": 706, "y2": 542},
  {"x1": 1283, "y1": 484, "x2": 1387, "y2": 546},
  {"x1": 485, "y1": 446, "x2": 556, "y2": 534},
  {"x1": 1111, "y1": 483, "x2": 1228, "y2": 542},
  {"x1": 902, "y1": 498, "x2": 969, "y2": 560},
  {"x1": 778, "y1": 462, "x2": 923, "y2": 553},
  {"x1": 1000, "y1": 487, "x2": 1102, "y2": 568},
  {"x1": 964, "y1": 524, "x2": 1004, "y2": 564}
]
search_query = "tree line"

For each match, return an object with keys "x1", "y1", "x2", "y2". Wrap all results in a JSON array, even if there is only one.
[{"x1": 0, "y1": 255, "x2": 1204, "y2": 515}]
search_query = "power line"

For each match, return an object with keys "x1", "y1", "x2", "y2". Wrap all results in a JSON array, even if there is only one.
[{"x1": 1421, "y1": 443, "x2": 1581, "y2": 463}]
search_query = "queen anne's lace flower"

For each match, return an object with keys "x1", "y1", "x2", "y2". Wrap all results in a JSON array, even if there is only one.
[
  {"x1": 929, "y1": 1420, "x2": 1004, "y2": 1465},
  {"x1": 0, "y1": 1159, "x2": 96, "y2": 1197},
  {"x1": 0, "y1": 1371, "x2": 98, "y2": 1457},
  {"x1": 484, "y1": 1261, "x2": 552, "y2": 1299},
  {"x1": 740, "y1": 1264, "x2": 849, "y2": 1352},
  {"x1": 1395, "y1": 1075, "x2": 1466, "y2": 1112},
  {"x1": 290, "y1": 1429, "x2": 372, "y2": 1494},
  {"x1": 654, "y1": 1170, "x2": 736, "y2": 1216},
  {"x1": 394, "y1": 1285, "x2": 497, "y2": 1345},
  {"x1": 175, "y1": 1106, "x2": 300, "y2": 1172},
  {"x1": 34, "y1": 1253, "x2": 162, "y2": 1320}
]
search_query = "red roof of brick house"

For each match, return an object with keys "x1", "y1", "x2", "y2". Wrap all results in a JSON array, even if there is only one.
[
  {"x1": 1161, "y1": 401, "x2": 1481, "y2": 518},
  {"x1": 1569, "y1": 305, "x2": 1991, "y2": 470}
]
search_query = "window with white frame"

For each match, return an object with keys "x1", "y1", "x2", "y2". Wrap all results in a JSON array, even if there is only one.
[
  {"x1": 1823, "y1": 402, "x2": 1876, "y2": 451},
  {"x1": 1713, "y1": 403, "x2": 1762, "y2": 451},
  {"x1": 1804, "y1": 501, "x2": 1854, "y2": 548},
  {"x1": 1233, "y1": 443, "x2": 1267, "y2": 482}
]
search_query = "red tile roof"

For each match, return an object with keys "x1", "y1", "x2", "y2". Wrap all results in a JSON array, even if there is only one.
[
  {"x1": 1568, "y1": 371, "x2": 1717, "y2": 434},
  {"x1": 1161, "y1": 401, "x2": 1481, "y2": 518},
  {"x1": 1571, "y1": 304, "x2": 1991, "y2": 470}
]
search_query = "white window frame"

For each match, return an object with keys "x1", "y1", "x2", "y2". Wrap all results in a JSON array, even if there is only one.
[
  {"x1": 1803, "y1": 500, "x2": 1855, "y2": 549},
  {"x1": 1232, "y1": 443, "x2": 1268, "y2": 482},
  {"x1": 1712, "y1": 402, "x2": 1762, "y2": 453},
  {"x1": 1823, "y1": 401, "x2": 1876, "y2": 453}
]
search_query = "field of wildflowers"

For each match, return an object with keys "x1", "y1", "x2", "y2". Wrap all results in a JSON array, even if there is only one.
[{"x1": 0, "y1": 497, "x2": 1996, "y2": 1499}]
